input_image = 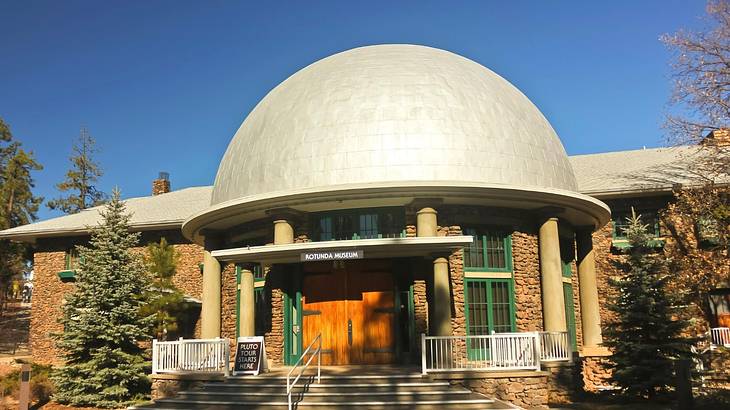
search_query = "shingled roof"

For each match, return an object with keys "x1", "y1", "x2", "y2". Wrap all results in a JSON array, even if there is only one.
[
  {"x1": 569, "y1": 145, "x2": 725, "y2": 197},
  {"x1": 0, "y1": 186, "x2": 212, "y2": 242},
  {"x1": 0, "y1": 145, "x2": 725, "y2": 242}
]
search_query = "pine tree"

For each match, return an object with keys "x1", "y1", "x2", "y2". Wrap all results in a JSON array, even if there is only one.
[
  {"x1": 140, "y1": 238, "x2": 186, "y2": 341},
  {"x1": 52, "y1": 189, "x2": 151, "y2": 407},
  {"x1": 47, "y1": 128, "x2": 106, "y2": 214},
  {"x1": 605, "y1": 209, "x2": 692, "y2": 398},
  {"x1": 0, "y1": 118, "x2": 42, "y2": 313}
]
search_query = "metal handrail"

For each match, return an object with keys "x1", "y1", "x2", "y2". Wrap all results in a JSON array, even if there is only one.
[{"x1": 286, "y1": 333, "x2": 321, "y2": 410}]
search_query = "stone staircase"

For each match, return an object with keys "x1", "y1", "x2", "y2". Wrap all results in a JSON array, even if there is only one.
[
  {"x1": 133, "y1": 370, "x2": 514, "y2": 409},
  {"x1": 0, "y1": 300, "x2": 30, "y2": 358}
]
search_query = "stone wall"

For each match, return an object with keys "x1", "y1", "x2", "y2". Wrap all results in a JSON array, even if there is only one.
[
  {"x1": 446, "y1": 225, "x2": 466, "y2": 337},
  {"x1": 444, "y1": 373, "x2": 549, "y2": 408},
  {"x1": 544, "y1": 362, "x2": 581, "y2": 404},
  {"x1": 512, "y1": 231, "x2": 543, "y2": 332},
  {"x1": 413, "y1": 279, "x2": 428, "y2": 336},
  {"x1": 220, "y1": 263, "x2": 237, "y2": 342},
  {"x1": 30, "y1": 251, "x2": 72, "y2": 364},
  {"x1": 30, "y1": 242, "x2": 207, "y2": 365},
  {"x1": 263, "y1": 266, "x2": 285, "y2": 365},
  {"x1": 581, "y1": 356, "x2": 613, "y2": 391}
]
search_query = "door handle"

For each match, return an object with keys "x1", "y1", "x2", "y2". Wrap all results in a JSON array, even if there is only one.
[{"x1": 348, "y1": 319, "x2": 353, "y2": 346}]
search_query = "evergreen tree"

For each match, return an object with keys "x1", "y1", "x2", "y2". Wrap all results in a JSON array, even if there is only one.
[
  {"x1": 140, "y1": 238, "x2": 186, "y2": 341},
  {"x1": 52, "y1": 189, "x2": 151, "y2": 408},
  {"x1": 605, "y1": 209, "x2": 692, "y2": 398},
  {"x1": 0, "y1": 118, "x2": 42, "y2": 312},
  {"x1": 47, "y1": 128, "x2": 106, "y2": 214}
]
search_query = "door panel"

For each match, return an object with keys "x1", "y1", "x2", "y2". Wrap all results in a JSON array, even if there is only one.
[
  {"x1": 301, "y1": 261, "x2": 395, "y2": 365},
  {"x1": 302, "y1": 272, "x2": 347, "y2": 365}
]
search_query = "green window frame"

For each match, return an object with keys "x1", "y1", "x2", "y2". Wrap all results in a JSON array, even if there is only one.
[
  {"x1": 311, "y1": 207, "x2": 406, "y2": 241},
  {"x1": 465, "y1": 278, "x2": 516, "y2": 359},
  {"x1": 64, "y1": 248, "x2": 80, "y2": 271},
  {"x1": 612, "y1": 210, "x2": 660, "y2": 239},
  {"x1": 463, "y1": 227, "x2": 512, "y2": 272},
  {"x1": 563, "y1": 283, "x2": 577, "y2": 351}
]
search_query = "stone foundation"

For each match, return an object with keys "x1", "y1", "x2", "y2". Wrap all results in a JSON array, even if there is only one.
[
  {"x1": 151, "y1": 373, "x2": 224, "y2": 400},
  {"x1": 436, "y1": 372, "x2": 549, "y2": 409},
  {"x1": 544, "y1": 361, "x2": 580, "y2": 404},
  {"x1": 581, "y1": 355, "x2": 613, "y2": 392}
]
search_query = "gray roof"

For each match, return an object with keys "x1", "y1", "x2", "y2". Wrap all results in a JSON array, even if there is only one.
[
  {"x1": 0, "y1": 145, "x2": 725, "y2": 242},
  {"x1": 569, "y1": 145, "x2": 727, "y2": 196},
  {"x1": 0, "y1": 186, "x2": 212, "y2": 242}
]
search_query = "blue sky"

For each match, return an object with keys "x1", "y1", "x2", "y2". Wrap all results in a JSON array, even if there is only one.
[{"x1": 0, "y1": 1, "x2": 709, "y2": 220}]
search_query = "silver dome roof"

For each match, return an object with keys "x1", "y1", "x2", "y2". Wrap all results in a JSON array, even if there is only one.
[{"x1": 212, "y1": 44, "x2": 578, "y2": 205}]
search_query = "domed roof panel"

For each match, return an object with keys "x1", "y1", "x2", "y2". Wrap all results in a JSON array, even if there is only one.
[{"x1": 212, "y1": 45, "x2": 578, "y2": 205}]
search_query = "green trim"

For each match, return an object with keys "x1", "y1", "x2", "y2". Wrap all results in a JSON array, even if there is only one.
[
  {"x1": 283, "y1": 272, "x2": 303, "y2": 366},
  {"x1": 562, "y1": 260, "x2": 572, "y2": 278},
  {"x1": 563, "y1": 283, "x2": 577, "y2": 351},
  {"x1": 57, "y1": 270, "x2": 76, "y2": 282}
]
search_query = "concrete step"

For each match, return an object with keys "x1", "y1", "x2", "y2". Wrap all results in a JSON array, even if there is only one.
[
  {"x1": 134, "y1": 371, "x2": 513, "y2": 409},
  {"x1": 202, "y1": 381, "x2": 450, "y2": 393},
  {"x1": 134, "y1": 396, "x2": 502, "y2": 409},
  {"x1": 177, "y1": 388, "x2": 478, "y2": 402}
]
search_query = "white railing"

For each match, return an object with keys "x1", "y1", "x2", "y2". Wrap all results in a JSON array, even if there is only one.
[
  {"x1": 421, "y1": 332, "x2": 541, "y2": 373},
  {"x1": 152, "y1": 337, "x2": 230, "y2": 376},
  {"x1": 710, "y1": 327, "x2": 730, "y2": 347},
  {"x1": 539, "y1": 331, "x2": 572, "y2": 362},
  {"x1": 287, "y1": 333, "x2": 321, "y2": 410}
]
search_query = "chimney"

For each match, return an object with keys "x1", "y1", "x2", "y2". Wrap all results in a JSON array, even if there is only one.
[
  {"x1": 702, "y1": 129, "x2": 730, "y2": 147},
  {"x1": 152, "y1": 172, "x2": 171, "y2": 195}
]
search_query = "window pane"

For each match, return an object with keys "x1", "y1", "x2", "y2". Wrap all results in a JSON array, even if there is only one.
[
  {"x1": 359, "y1": 213, "x2": 378, "y2": 239},
  {"x1": 466, "y1": 281, "x2": 490, "y2": 336},
  {"x1": 464, "y1": 228, "x2": 485, "y2": 268},
  {"x1": 254, "y1": 287, "x2": 268, "y2": 336},
  {"x1": 490, "y1": 281, "x2": 512, "y2": 333},
  {"x1": 485, "y1": 232, "x2": 506, "y2": 269},
  {"x1": 318, "y1": 217, "x2": 332, "y2": 241}
]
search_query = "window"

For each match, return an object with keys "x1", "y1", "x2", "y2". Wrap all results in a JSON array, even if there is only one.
[
  {"x1": 65, "y1": 248, "x2": 80, "y2": 271},
  {"x1": 612, "y1": 210, "x2": 660, "y2": 239},
  {"x1": 465, "y1": 278, "x2": 515, "y2": 336},
  {"x1": 312, "y1": 208, "x2": 405, "y2": 241},
  {"x1": 254, "y1": 287, "x2": 268, "y2": 336},
  {"x1": 463, "y1": 227, "x2": 511, "y2": 271},
  {"x1": 465, "y1": 278, "x2": 516, "y2": 358}
]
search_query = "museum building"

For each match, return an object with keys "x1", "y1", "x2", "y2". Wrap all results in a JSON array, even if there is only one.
[{"x1": 2, "y1": 45, "x2": 722, "y2": 407}]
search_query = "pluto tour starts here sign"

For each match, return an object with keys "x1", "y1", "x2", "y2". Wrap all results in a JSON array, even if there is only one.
[{"x1": 233, "y1": 336, "x2": 267, "y2": 376}]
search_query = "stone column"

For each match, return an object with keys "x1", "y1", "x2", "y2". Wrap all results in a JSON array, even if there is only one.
[
  {"x1": 201, "y1": 250, "x2": 222, "y2": 338},
  {"x1": 416, "y1": 208, "x2": 438, "y2": 237},
  {"x1": 273, "y1": 220, "x2": 294, "y2": 245},
  {"x1": 432, "y1": 257, "x2": 452, "y2": 336},
  {"x1": 576, "y1": 229, "x2": 603, "y2": 347},
  {"x1": 239, "y1": 268, "x2": 255, "y2": 337},
  {"x1": 539, "y1": 218, "x2": 567, "y2": 332}
]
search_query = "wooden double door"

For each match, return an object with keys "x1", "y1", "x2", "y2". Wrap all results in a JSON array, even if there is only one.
[{"x1": 302, "y1": 261, "x2": 395, "y2": 365}]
